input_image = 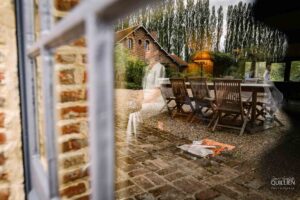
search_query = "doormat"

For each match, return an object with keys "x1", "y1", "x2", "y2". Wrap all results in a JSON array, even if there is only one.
[{"x1": 178, "y1": 139, "x2": 235, "y2": 158}]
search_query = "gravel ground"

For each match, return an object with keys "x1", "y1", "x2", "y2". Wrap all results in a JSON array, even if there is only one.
[{"x1": 115, "y1": 89, "x2": 291, "y2": 162}]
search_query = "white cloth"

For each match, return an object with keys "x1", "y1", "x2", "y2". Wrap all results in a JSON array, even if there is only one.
[{"x1": 263, "y1": 70, "x2": 270, "y2": 81}]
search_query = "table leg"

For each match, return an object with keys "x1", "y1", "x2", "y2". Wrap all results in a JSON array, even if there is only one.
[{"x1": 251, "y1": 91, "x2": 257, "y2": 124}]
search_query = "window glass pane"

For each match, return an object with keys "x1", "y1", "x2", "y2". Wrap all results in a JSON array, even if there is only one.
[
  {"x1": 35, "y1": 56, "x2": 48, "y2": 171},
  {"x1": 244, "y1": 62, "x2": 252, "y2": 78},
  {"x1": 270, "y1": 63, "x2": 285, "y2": 81},
  {"x1": 255, "y1": 62, "x2": 266, "y2": 79},
  {"x1": 290, "y1": 61, "x2": 300, "y2": 81}
]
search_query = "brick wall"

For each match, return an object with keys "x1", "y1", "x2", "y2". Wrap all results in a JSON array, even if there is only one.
[
  {"x1": 120, "y1": 28, "x2": 178, "y2": 70},
  {"x1": 0, "y1": 1, "x2": 24, "y2": 199},
  {"x1": 53, "y1": 2, "x2": 90, "y2": 199},
  {"x1": 54, "y1": 43, "x2": 90, "y2": 199}
]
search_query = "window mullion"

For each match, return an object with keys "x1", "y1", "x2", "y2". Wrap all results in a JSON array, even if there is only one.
[
  {"x1": 38, "y1": 0, "x2": 59, "y2": 199},
  {"x1": 86, "y1": 12, "x2": 115, "y2": 200}
]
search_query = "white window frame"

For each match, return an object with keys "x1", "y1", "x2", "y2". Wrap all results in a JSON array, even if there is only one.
[
  {"x1": 21, "y1": 0, "x2": 161, "y2": 199},
  {"x1": 128, "y1": 38, "x2": 134, "y2": 49}
]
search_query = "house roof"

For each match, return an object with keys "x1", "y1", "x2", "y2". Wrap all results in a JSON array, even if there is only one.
[
  {"x1": 115, "y1": 25, "x2": 140, "y2": 42},
  {"x1": 170, "y1": 54, "x2": 188, "y2": 66},
  {"x1": 115, "y1": 25, "x2": 181, "y2": 67}
]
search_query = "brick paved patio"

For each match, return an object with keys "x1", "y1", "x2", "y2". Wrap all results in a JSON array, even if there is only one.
[{"x1": 114, "y1": 123, "x2": 298, "y2": 200}]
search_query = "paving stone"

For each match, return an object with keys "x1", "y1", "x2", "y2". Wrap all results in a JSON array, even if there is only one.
[
  {"x1": 213, "y1": 185, "x2": 239, "y2": 199},
  {"x1": 164, "y1": 171, "x2": 186, "y2": 182},
  {"x1": 194, "y1": 159, "x2": 212, "y2": 168},
  {"x1": 173, "y1": 177, "x2": 207, "y2": 194},
  {"x1": 120, "y1": 163, "x2": 144, "y2": 173},
  {"x1": 144, "y1": 172, "x2": 166, "y2": 186},
  {"x1": 241, "y1": 192, "x2": 265, "y2": 200},
  {"x1": 128, "y1": 168, "x2": 150, "y2": 177},
  {"x1": 182, "y1": 160, "x2": 201, "y2": 169},
  {"x1": 142, "y1": 161, "x2": 160, "y2": 172},
  {"x1": 150, "y1": 158, "x2": 170, "y2": 168},
  {"x1": 116, "y1": 185, "x2": 143, "y2": 200},
  {"x1": 218, "y1": 166, "x2": 240, "y2": 179},
  {"x1": 134, "y1": 154, "x2": 156, "y2": 162},
  {"x1": 116, "y1": 169, "x2": 130, "y2": 182},
  {"x1": 195, "y1": 189, "x2": 220, "y2": 200},
  {"x1": 232, "y1": 174, "x2": 255, "y2": 186},
  {"x1": 132, "y1": 176, "x2": 155, "y2": 190},
  {"x1": 119, "y1": 156, "x2": 138, "y2": 165},
  {"x1": 148, "y1": 184, "x2": 186, "y2": 200},
  {"x1": 157, "y1": 166, "x2": 178, "y2": 176},
  {"x1": 226, "y1": 182, "x2": 249, "y2": 195},
  {"x1": 135, "y1": 192, "x2": 156, "y2": 200},
  {"x1": 204, "y1": 175, "x2": 228, "y2": 187},
  {"x1": 213, "y1": 194, "x2": 234, "y2": 200},
  {"x1": 245, "y1": 179, "x2": 265, "y2": 190},
  {"x1": 115, "y1": 180, "x2": 135, "y2": 191}
]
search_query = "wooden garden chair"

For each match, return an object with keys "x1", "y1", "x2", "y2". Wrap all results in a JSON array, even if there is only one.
[
  {"x1": 211, "y1": 79, "x2": 250, "y2": 135},
  {"x1": 160, "y1": 84, "x2": 176, "y2": 117},
  {"x1": 188, "y1": 77, "x2": 214, "y2": 123},
  {"x1": 170, "y1": 78, "x2": 195, "y2": 118}
]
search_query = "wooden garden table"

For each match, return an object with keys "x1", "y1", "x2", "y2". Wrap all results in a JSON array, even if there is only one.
[{"x1": 161, "y1": 82, "x2": 273, "y2": 124}]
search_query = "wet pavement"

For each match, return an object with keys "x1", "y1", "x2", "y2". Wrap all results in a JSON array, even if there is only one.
[{"x1": 114, "y1": 123, "x2": 299, "y2": 200}]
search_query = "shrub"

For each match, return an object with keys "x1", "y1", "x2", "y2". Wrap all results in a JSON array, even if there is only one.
[
  {"x1": 125, "y1": 57, "x2": 147, "y2": 89},
  {"x1": 165, "y1": 67, "x2": 181, "y2": 78},
  {"x1": 211, "y1": 52, "x2": 235, "y2": 77}
]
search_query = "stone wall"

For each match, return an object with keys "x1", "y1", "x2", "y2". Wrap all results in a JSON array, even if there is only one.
[{"x1": 0, "y1": 1, "x2": 24, "y2": 200}]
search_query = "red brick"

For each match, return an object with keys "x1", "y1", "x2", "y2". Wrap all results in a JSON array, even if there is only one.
[
  {"x1": 60, "y1": 90, "x2": 86, "y2": 102},
  {"x1": 61, "y1": 123, "x2": 81, "y2": 135},
  {"x1": 0, "y1": 153, "x2": 6, "y2": 165},
  {"x1": 62, "y1": 139, "x2": 88, "y2": 152},
  {"x1": 60, "y1": 106, "x2": 87, "y2": 119},
  {"x1": 54, "y1": 0, "x2": 79, "y2": 11},
  {"x1": 0, "y1": 133, "x2": 6, "y2": 144},
  {"x1": 0, "y1": 188, "x2": 9, "y2": 200},
  {"x1": 0, "y1": 97, "x2": 5, "y2": 107},
  {"x1": 0, "y1": 72, "x2": 4, "y2": 84},
  {"x1": 63, "y1": 167, "x2": 89, "y2": 184},
  {"x1": 59, "y1": 69, "x2": 75, "y2": 85},
  {"x1": 61, "y1": 182, "x2": 86, "y2": 198},
  {"x1": 83, "y1": 71, "x2": 87, "y2": 83},
  {"x1": 55, "y1": 54, "x2": 76, "y2": 64},
  {"x1": 0, "y1": 113, "x2": 4, "y2": 128},
  {"x1": 72, "y1": 38, "x2": 86, "y2": 47},
  {"x1": 62, "y1": 154, "x2": 86, "y2": 169},
  {"x1": 0, "y1": 172, "x2": 8, "y2": 181},
  {"x1": 82, "y1": 55, "x2": 87, "y2": 64},
  {"x1": 74, "y1": 195, "x2": 89, "y2": 200}
]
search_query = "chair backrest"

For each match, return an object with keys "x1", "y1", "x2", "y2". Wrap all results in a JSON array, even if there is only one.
[
  {"x1": 188, "y1": 77, "x2": 210, "y2": 102},
  {"x1": 170, "y1": 78, "x2": 190, "y2": 103},
  {"x1": 213, "y1": 79, "x2": 243, "y2": 111},
  {"x1": 160, "y1": 84, "x2": 174, "y2": 100}
]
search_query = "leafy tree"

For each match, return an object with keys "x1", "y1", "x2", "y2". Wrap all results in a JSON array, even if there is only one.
[{"x1": 216, "y1": 6, "x2": 223, "y2": 52}]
